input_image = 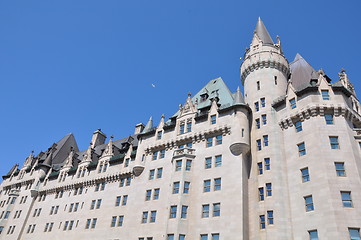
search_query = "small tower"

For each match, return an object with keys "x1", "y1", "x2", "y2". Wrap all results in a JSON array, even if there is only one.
[{"x1": 241, "y1": 17, "x2": 290, "y2": 105}]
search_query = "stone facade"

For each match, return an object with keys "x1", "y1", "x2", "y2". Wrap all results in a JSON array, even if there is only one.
[{"x1": 0, "y1": 18, "x2": 361, "y2": 240}]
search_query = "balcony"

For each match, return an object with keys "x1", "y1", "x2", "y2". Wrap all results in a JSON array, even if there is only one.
[{"x1": 173, "y1": 148, "x2": 196, "y2": 159}]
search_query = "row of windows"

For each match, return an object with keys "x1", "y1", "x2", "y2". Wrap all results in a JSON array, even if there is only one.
[
  {"x1": 206, "y1": 135, "x2": 223, "y2": 147},
  {"x1": 152, "y1": 149, "x2": 166, "y2": 160},
  {"x1": 288, "y1": 90, "x2": 330, "y2": 111},
  {"x1": 115, "y1": 195, "x2": 128, "y2": 206},
  {"x1": 205, "y1": 155, "x2": 222, "y2": 169},
  {"x1": 259, "y1": 210, "x2": 274, "y2": 229},
  {"x1": 142, "y1": 211, "x2": 157, "y2": 223},
  {"x1": 297, "y1": 136, "x2": 340, "y2": 157},
  {"x1": 149, "y1": 168, "x2": 163, "y2": 180},
  {"x1": 294, "y1": 114, "x2": 335, "y2": 133},
  {"x1": 171, "y1": 181, "x2": 190, "y2": 195},
  {"x1": 175, "y1": 159, "x2": 192, "y2": 171},
  {"x1": 257, "y1": 158, "x2": 270, "y2": 174},
  {"x1": 111, "y1": 215, "x2": 124, "y2": 227},
  {"x1": 308, "y1": 228, "x2": 361, "y2": 240},
  {"x1": 32, "y1": 208, "x2": 42, "y2": 217},
  {"x1": 13, "y1": 210, "x2": 22, "y2": 219},
  {"x1": 258, "y1": 183, "x2": 272, "y2": 201},
  {"x1": 26, "y1": 224, "x2": 36, "y2": 234},
  {"x1": 170, "y1": 205, "x2": 188, "y2": 219},
  {"x1": 304, "y1": 191, "x2": 354, "y2": 212},
  {"x1": 256, "y1": 135, "x2": 268, "y2": 150},
  {"x1": 146, "y1": 189, "x2": 160, "y2": 200},
  {"x1": 90, "y1": 199, "x2": 102, "y2": 210},
  {"x1": 203, "y1": 178, "x2": 221, "y2": 192},
  {"x1": 255, "y1": 114, "x2": 267, "y2": 128},
  {"x1": 301, "y1": 162, "x2": 346, "y2": 183},
  {"x1": 202, "y1": 203, "x2": 221, "y2": 218},
  {"x1": 254, "y1": 97, "x2": 266, "y2": 112}
]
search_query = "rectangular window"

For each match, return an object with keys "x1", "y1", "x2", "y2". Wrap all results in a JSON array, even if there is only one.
[
  {"x1": 187, "y1": 122, "x2": 192, "y2": 132},
  {"x1": 173, "y1": 182, "x2": 180, "y2": 194},
  {"x1": 153, "y1": 188, "x2": 160, "y2": 200},
  {"x1": 263, "y1": 135, "x2": 268, "y2": 146},
  {"x1": 122, "y1": 195, "x2": 128, "y2": 205},
  {"x1": 261, "y1": 97, "x2": 265, "y2": 107},
  {"x1": 215, "y1": 155, "x2": 222, "y2": 167},
  {"x1": 85, "y1": 219, "x2": 91, "y2": 229},
  {"x1": 149, "y1": 170, "x2": 155, "y2": 180},
  {"x1": 119, "y1": 178, "x2": 125, "y2": 187},
  {"x1": 204, "y1": 180, "x2": 211, "y2": 192},
  {"x1": 206, "y1": 137, "x2": 213, "y2": 147},
  {"x1": 180, "y1": 124, "x2": 185, "y2": 134},
  {"x1": 152, "y1": 151, "x2": 158, "y2": 160},
  {"x1": 146, "y1": 190, "x2": 152, "y2": 201},
  {"x1": 201, "y1": 234, "x2": 208, "y2": 240},
  {"x1": 255, "y1": 102, "x2": 259, "y2": 112},
  {"x1": 125, "y1": 158, "x2": 130, "y2": 167},
  {"x1": 157, "y1": 131, "x2": 162, "y2": 140},
  {"x1": 259, "y1": 187, "x2": 264, "y2": 201},
  {"x1": 264, "y1": 158, "x2": 270, "y2": 170},
  {"x1": 211, "y1": 115, "x2": 216, "y2": 124},
  {"x1": 142, "y1": 212, "x2": 148, "y2": 223},
  {"x1": 181, "y1": 205, "x2": 188, "y2": 219},
  {"x1": 186, "y1": 142, "x2": 193, "y2": 148},
  {"x1": 216, "y1": 135, "x2": 222, "y2": 145},
  {"x1": 213, "y1": 203, "x2": 220, "y2": 217},
  {"x1": 96, "y1": 199, "x2": 102, "y2": 209},
  {"x1": 214, "y1": 178, "x2": 221, "y2": 191},
  {"x1": 321, "y1": 90, "x2": 330, "y2": 100},
  {"x1": 304, "y1": 195, "x2": 314, "y2": 212},
  {"x1": 202, "y1": 204, "x2": 209, "y2": 218},
  {"x1": 157, "y1": 168, "x2": 163, "y2": 178},
  {"x1": 325, "y1": 114, "x2": 334, "y2": 124},
  {"x1": 118, "y1": 216, "x2": 124, "y2": 227},
  {"x1": 170, "y1": 206, "x2": 177, "y2": 218},
  {"x1": 329, "y1": 136, "x2": 340, "y2": 149},
  {"x1": 341, "y1": 191, "x2": 353, "y2": 207},
  {"x1": 175, "y1": 160, "x2": 182, "y2": 171},
  {"x1": 167, "y1": 235, "x2": 174, "y2": 240},
  {"x1": 295, "y1": 121, "x2": 302, "y2": 132},
  {"x1": 262, "y1": 114, "x2": 267, "y2": 125},
  {"x1": 205, "y1": 157, "x2": 212, "y2": 169},
  {"x1": 150, "y1": 211, "x2": 156, "y2": 223},
  {"x1": 260, "y1": 215, "x2": 266, "y2": 229},
  {"x1": 335, "y1": 162, "x2": 346, "y2": 176},
  {"x1": 179, "y1": 234, "x2": 186, "y2": 240},
  {"x1": 267, "y1": 210, "x2": 274, "y2": 225},
  {"x1": 90, "y1": 200, "x2": 96, "y2": 210},
  {"x1": 115, "y1": 196, "x2": 121, "y2": 206},
  {"x1": 257, "y1": 139, "x2": 262, "y2": 151},
  {"x1": 91, "y1": 218, "x2": 97, "y2": 229},
  {"x1": 258, "y1": 162, "x2": 263, "y2": 175},
  {"x1": 256, "y1": 119, "x2": 260, "y2": 129},
  {"x1": 160, "y1": 149, "x2": 165, "y2": 159},
  {"x1": 266, "y1": 183, "x2": 272, "y2": 197},
  {"x1": 186, "y1": 160, "x2": 192, "y2": 171},
  {"x1": 257, "y1": 81, "x2": 260, "y2": 90},
  {"x1": 111, "y1": 216, "x2": 117, "y2": 227},
  {"x1": 298, "y1": 142, "x2": 306, "y2": 156},
  {"x1": 301, "y1": 168, "x2": 310, "y2": 182},
  {"x1": 309, "y1": 230, "x2": 319, "y2": 240},
  {"x1": 348, "y1": 228, "x2": 361, "y2": 240},
  {"x1": 289, "y1": 98, "x2": 296, "y2": 109},
  {"x1": 183, "y1": 182, "x2": 190, "y2": 194}
]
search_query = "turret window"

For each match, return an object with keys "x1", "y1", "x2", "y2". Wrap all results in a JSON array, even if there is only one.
[
  {"x1": 308, "y1": 230, "x2": 318, "y2": 240},
  {"x1": 264, "y1": 158, "x2": 270, "y2": 170},
  {"x1": 257, "y1": 139, "x2": 262, "y2": 151},
  {"x1": 325, "y1": 114, "x2": 334, "y2": 124},
  {"x1": 255, "y1": 102, "x2": 259, "y2": 112},
  {"x1": 335, "y1": 162, "x2": 346, "y2": 177},
  {"x1": 298, "y1": 142, "x2": 306, "y2": 156},
  {"x1": 301, "y1": 168, "x2": 310, "y2": 182},
  {"x1": 341, "y1": 191, "x2": 353, "y2": 207},
  {"x1": 262, "y1": 115, "x2": 267, "y2": 125},
  {"x1": 348, "y1": 228, "x2": 360, "y2": 240},
  {"x1": 304, "y1": 195, "x2": 314, "y2": 211},
  {"x1": 259, "y1": 187, "x2": 264, "y2": 201},
  {"x1": 157, "y1": 131, "x2": 162, "y2": 140},
  {"x1": 329, "y1": 136, "x2": 340, "y2": 149},
  {"x1": 289, "y1": 98, "x2": 297, "y2": 109},
  {"x1": 263, "y1": 135, "x2": 268, "y2": 147},
  {"x1": 321, "y1": 90, "x2": 330, "y2": 100},
  {"x1": 210, "y1": 115, "x2": 217, "y2": 124},
  {"x1": 261, "y1": 98, "x2": 266, "y2": 107},
  {"x1": 256, "y1": 119, "x2": 260, "y2": 129},
  {"x1": 295, "y1": 121, "x2": 302, "y2": 132}
]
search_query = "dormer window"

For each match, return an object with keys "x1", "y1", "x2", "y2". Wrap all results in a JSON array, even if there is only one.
[
  {"x1": 289, "y1": 98, "x2": 297, "y2": 109},
  {"x1": 321, "y1": 90, "x2": 330, "y2": 100},
  {"x1": 210, "y1": 115, "x2": 216, "y2": 125},
  {"x1": 157, "y1": 131, "x2": 163, "y2": 140},
  {"x1": 187, "y1": 122, "x2": 192, "y2": 132},
  {"x1": 200, "y1": 93, "x2": 209, "y2": 102},
  {"x1": 179, "y1": 123, "x2": 185, "y2": 134}
]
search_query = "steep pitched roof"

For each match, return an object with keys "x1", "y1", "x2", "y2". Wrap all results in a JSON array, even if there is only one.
[
  {"x1": 255, "y1": 17, "x2": 274, "y2": 45},
  {"x1": 290, "y1": 53, "x2": 319, "y2": 91}
]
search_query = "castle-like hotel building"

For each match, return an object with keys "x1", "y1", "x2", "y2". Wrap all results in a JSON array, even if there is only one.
[{"x1": 1, "y1": 19, "x2": 361, "y2": 240}]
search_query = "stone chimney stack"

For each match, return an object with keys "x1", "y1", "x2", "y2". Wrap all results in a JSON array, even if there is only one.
[
  {"x1": 91, "y1": 129, "x2": 106, "y2": 147},
  {"x1": 134, "y1": 123, "x2": 145, "y2": 134}
]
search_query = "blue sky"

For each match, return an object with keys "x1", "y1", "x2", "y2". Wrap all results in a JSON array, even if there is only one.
[{"x1": 1, "y1": 0, "x2": 361, "y2": 177}]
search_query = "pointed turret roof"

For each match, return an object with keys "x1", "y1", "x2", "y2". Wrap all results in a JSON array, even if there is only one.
[
  {"x1": 233, "y1": 86, "x2": 245, "y2": 105},
  {"x1": 290, "y1": 53, "x2": 319, "y2": 91},
  {"x1": 255, "y1": 17, "x2": 274, "y2": 45},
  {"x1": 142, "y1": 116, "x2": 153, "y2": 133}
]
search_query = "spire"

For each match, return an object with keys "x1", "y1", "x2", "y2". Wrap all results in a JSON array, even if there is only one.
[
  {"x1": 142, "y1": 116, "x2": 153, "y2": 133},
  {"x1": 82, "y1": 143, "x2": 94, "y2": 163},
  {"x1": 233, "y1": 86, "x2": 245, "y2": 105},
  {"x1": 42, "y1": 151, "x2": 53, "y2": 167},
  {"x1": 254, "y1": 17, "x2": 274, "y2": 45},
  {"x1": 64, "y1": 147, "x2": 75, "y2": 168},
  {"x1": 101, "y1": 136, "x2": 114, "y2": 157},
  {"x1": 23, "y1": 151, "x2": 34, "y2": 168}
]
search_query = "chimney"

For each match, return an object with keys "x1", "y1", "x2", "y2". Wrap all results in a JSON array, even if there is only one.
[
  {"x1": 91, "y1": 129, "x2": 106, "y2": 147},
  {"x1": 134, "y1": 123, "x2": 145, "y2": 134}
]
